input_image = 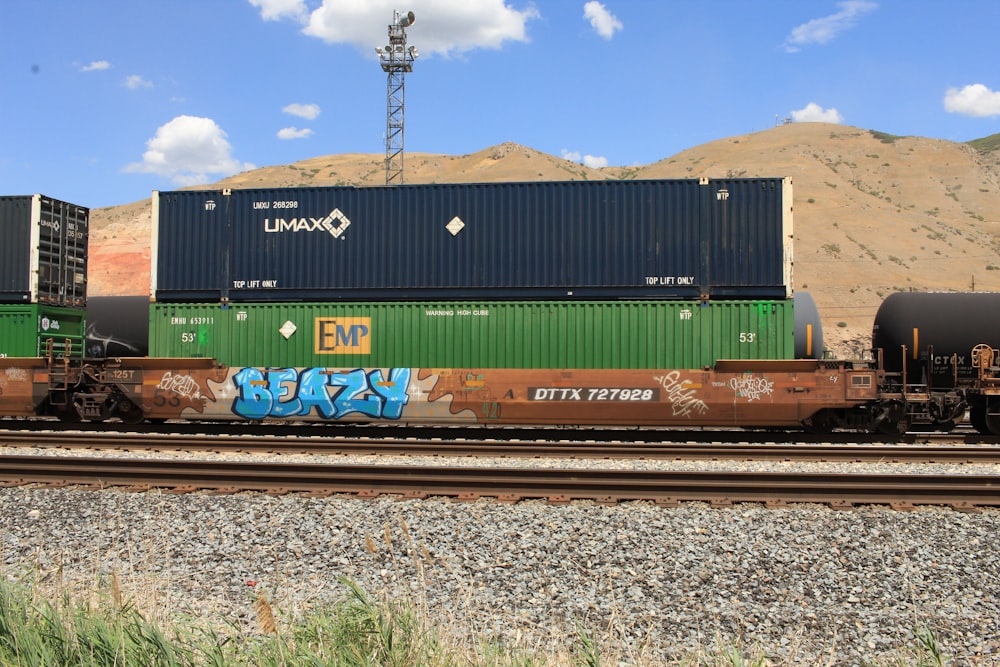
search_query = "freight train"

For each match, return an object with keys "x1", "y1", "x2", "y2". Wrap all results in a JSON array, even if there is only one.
[{"x1": 1, "y1": 181, "x2": 998, "y2": 434}]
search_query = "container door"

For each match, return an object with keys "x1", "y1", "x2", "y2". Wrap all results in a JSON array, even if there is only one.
[
  {"x1": 153, "y1": 190, "x2": 229, "y2": 302},
  {"x1": 35, "y1": 196, "x2": 89, "y2": 307},
  {"x1": 0, "y1": 196, "x2": 32, "y2": 303}
]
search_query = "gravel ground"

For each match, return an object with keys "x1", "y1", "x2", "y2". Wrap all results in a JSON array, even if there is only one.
[{"x1": 1, "y1": 451, "x2": 999, "y2": 665}]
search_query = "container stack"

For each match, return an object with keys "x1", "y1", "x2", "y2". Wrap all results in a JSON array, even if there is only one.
[
  {"x1": 0, "y1": 195, "x2": 88, "y2": 358},
  {"x1": 149, "y1": 178, "x2": 804, "y2": 368}
]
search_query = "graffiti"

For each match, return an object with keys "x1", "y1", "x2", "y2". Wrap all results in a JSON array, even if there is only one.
[
  {"x1": 5, "y1": 368, "x2": 28, "y2": 382},
  {"x1": 232, "y1": 367, "x2": 411, "y2": 420},
  {"x1": 729, "y1": 375, "x2": 775, "y2": 402},
  {"x1": 653, "y1": 371, "x2": 709, "y2": 417},
  {"x1": 157, "y1": 372, "x2": 203, "y2": 401}
]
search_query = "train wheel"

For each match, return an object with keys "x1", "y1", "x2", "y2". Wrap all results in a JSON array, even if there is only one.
[
  {"x1": 56, "y1": 399, "x2": 81, "y2": 423},
  {"x1": 876, "y1": 418, "x2": 909, "y2": 435},
  {"x1": 985, "y1": 399, "x2": 1000, "y2": 436},
  {"x1": 116, "y1": 398, "x2": 146, "y2": 425},
  {"x1": 934, "y1": 420, "x2": 957, "y2": 433},
  {"x1": 970, "y1": 404, "x2": 990, "y2": 434},
  {"x1": 803, "y1": 409, "x2": 836, "y2": 434},
  {"x1": 872, "y1": 400, "x2": 908, "y2": 435}
]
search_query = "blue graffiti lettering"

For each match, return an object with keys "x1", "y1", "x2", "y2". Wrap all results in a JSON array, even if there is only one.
[
  {"x1": 368, "y1": 368, "x2": 411, "y2": 419},
  {"x1": 233, "y1": 367, "x2": 271, "y2": 419},
  {"x1": 298, "y1": 368, "x2": 337, "y2": 418},
  {"x1": 328, "y1": 369, "x2": 381, "y2": 418},
  {"x1": 231, "y1": 368, "x2": 411, "y2": 421},
  {"x1": 268, "y1": 367, "x2": 302, "y2": 418}
]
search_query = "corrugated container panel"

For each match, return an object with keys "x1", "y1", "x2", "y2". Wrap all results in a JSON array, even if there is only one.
[
  {"x1": 702, "y1": 178, "x2": 793, "y2": 291},
  {"x1": 149, "y1": 300, "x2": 794, "y2": 369},
  {"x1": 151, "y1": 191, "x2": 229, "y2": 300},
  {"x1": 0, "y1": 195, "x2": 89, "y2": 306},
  {"x1": 0, "y1": 304, "x2": 86, "y2": 358},
  {"x1": 151, "y1": 178, "x2": 793, "y2": 302}
]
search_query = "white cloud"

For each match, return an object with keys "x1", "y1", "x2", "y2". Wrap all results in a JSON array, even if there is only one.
[
  {"x1": 583, "y1": 2, "x2": 622, "y2": 40},
  {"x1": 944, "y1": 84, "x2": 1000, "y2": 118},
  {"x1": 248, "y1": 0, "x2": 307, "y2": 21},
  {"x1": 562, "y1": 149, "x2": 609, "y2": 169},
  {"x1": 790, "y1": 103, "x2": 845, "y2": 124},
  {"x1": 278, "y1": 126, "x2": 314, "y2": 140},
  {"x1": 249, "y1": 0, "x2": 540, "y2": 56},
  {"x1": 783, "y1": 1, "x2": 877, "y2": 52},
  {"x1": 80, "y1": 60, "x2": 111, "y2": 72},
  {"x1": 124, "y1": 74, "x2": 153, "y2": 90},
  {"x1": 282, "y1": 103, "x2": 321, "y2": 120},
  {"x1": 124, "y1": 115, "x2": 256, "y2": 185}
]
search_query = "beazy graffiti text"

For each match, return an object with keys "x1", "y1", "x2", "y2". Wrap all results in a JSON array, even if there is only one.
[{"x1": 232, "y1": 367, "x2": 410, "y2": 420}]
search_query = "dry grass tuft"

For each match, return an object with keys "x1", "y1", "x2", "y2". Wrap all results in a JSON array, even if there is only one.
[
  {"x1": 110, "y1": 567, "x2": 122, "y2": 609},
  {"x1": 254, "y1": 591, "x2": 278, "y2": 635}
]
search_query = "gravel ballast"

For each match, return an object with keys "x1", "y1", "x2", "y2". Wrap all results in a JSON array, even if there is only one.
[{"x1": 1, "y1": 452, "x2": 998, "y2": 664}]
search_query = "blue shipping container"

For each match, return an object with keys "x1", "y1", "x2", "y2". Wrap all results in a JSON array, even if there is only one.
[{"x1": 151, "y1": 178, "x2": 793, "y2": 302}]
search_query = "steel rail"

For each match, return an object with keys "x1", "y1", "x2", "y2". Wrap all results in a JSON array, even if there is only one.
[
  {"x1": 2, "y1": 430, "x2": 1000, "y2": 463},
  {"x1": 0, "y1": 454, "x2": 997, "y2": 509},
  {"x1": 4, "y1": 418, "x2": 996, "y2": 446}
]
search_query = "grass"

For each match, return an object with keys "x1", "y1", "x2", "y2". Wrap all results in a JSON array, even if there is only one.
[
  {"x1": 0, "y1": 570, "x2": 962, "y2": 667},
  {"x1": 0, "y1": 509, "x2": 966, "y2": 667},
  {"x1": 869, "y1": 130, "x2": 906, "y2": 144},
  {"x1": 967, "y1": 132, "x2": 1000, "y2": 153}
]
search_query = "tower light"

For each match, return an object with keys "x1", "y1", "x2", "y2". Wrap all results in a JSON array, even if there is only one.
[{"x1": 376, "y1": 9, "x2": 418, "y2": 185}]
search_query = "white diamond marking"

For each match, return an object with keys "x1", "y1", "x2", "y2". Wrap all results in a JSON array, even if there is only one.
[{"x1": 446, "y1": 216, "x2": 465, "y2": 236}]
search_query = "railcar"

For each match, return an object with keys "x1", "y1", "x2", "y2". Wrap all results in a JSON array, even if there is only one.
[
  {"x1": 3, "y1": 292, "x2": 999, "y2": 434},
  {"x1": 1, "y1": 355, "x2": 882, "y2": 430},
  {"x1": 2, "y1": 180, "x2": 996, "y2": 434},
  {"x1": 873, "y1": 292, "x2": 1000, "y2": 433}
]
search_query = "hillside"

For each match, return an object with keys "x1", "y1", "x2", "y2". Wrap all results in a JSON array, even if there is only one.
[{"x1": 89, "y1": 122, "x2": 1000, "y2": 358}]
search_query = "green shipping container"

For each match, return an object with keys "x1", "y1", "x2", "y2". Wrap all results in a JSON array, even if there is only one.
[
  {"x1": 0, "y1": 304, "x2": 86, "y2": 359},
  {"x1": 149, "y1": 300, "x2": 794, "y2": 369}
]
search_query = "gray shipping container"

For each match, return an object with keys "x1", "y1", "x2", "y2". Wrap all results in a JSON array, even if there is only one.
[
  {"x1": 151, "y1": 178, "x2": 793, "y2": 303},
  {"x1": 0, "y1": 195, "x2": 89, "y2": 307}
]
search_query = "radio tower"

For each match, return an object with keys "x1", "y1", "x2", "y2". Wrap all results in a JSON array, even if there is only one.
[{"x1": 376, "y1": 10, "x2": 418, "y2": 185}]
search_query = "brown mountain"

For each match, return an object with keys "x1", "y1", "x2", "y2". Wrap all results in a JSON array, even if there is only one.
[{"x1": 89, "y1": 122, "x2": 1000, "y2": 357}]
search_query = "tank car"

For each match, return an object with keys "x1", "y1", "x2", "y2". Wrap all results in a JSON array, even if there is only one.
[
  {"x1": 873, "y1": 292, "x2": 1000, "y2": 386},
  {"x1": 873, "y1": 292, "x2": 1000, "y2": 434},
  {"x1": 85, "y1": 296, "x2": 149, "y2": 357},
  {"x1": 793, "y1": 292, "x2": 823, "y2": 360}
]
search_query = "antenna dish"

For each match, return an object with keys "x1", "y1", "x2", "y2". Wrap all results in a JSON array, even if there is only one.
[{"x1": 398, "y1": 10, "x2": 415, "y2": 27}]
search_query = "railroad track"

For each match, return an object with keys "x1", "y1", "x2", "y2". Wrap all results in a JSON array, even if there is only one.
[
  {"x1": 2, "y1": 429, "x2": 1000, "y2": 463},
  {"x1": 1, "y1": 453, "x2": 998, "y2": 510},
  {"x1": 3, "y1": 418, "x2": 998, "y2": 445}
]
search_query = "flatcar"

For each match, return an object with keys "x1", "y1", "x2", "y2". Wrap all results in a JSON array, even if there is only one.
[
  {"x1": 25, "y1": 295, "x2": 984, "y2": 434},
  {"x1": 3, "y1": 291, "x2": 998, "y2": 434},
  {"x1": 3, "y1": 180, "x2": 997, "y2": 434}
]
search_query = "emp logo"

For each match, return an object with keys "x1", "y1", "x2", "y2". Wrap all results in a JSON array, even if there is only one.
[{"x1": 315, "y1": 317, "x2": 371, "y2": 354}]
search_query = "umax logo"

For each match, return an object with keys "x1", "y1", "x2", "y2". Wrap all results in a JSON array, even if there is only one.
[
  {"x1": 265, "y1": 208, "x2": 351, "y2": 239},
  {"x1": 315, "y1": 317, "x2": 370, "y2": 354}
]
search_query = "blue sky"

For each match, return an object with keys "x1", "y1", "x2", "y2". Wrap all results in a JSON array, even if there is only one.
[{"x1": 2, "y1": 0, "x2": 999, "y2": 209}]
